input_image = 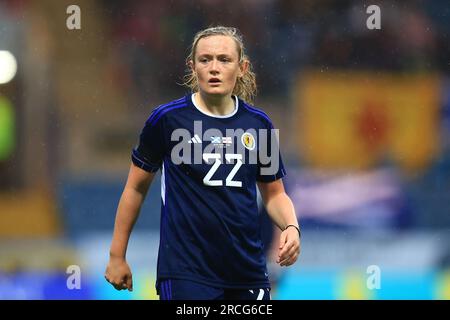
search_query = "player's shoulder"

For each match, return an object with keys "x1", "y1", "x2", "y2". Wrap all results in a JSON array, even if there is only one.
[
  {"x1": 145, "y1": 95, "x2": 190, "y2": 126},
  {"x1": 239, "y1": 98, "x2": 273, "y2": 127}
]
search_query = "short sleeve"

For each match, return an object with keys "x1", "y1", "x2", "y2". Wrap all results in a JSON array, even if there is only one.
[
  {"x1": 256, "y1": 119, "x2": 287, "y2": 182},
  {"x1": 131, "y1": 113, "x2": 165, "y2": 173}
]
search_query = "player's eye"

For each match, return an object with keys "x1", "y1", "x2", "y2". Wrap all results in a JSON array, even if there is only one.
[
  {"x1": 199, "y1": 57, "x2": 209, "y2": 63},
  {"x1": 220, "y1": 57, "x2": 230, "y2": 63}
]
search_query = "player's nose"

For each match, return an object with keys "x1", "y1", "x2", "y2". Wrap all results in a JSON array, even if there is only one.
[{"x1": 209, "y1": 59, "x2": 219, "y2": 73}]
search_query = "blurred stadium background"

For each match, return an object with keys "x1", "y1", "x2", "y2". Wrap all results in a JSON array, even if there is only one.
[{"x1": 1, "y1": 0, "x2": 450, "y2": 299}]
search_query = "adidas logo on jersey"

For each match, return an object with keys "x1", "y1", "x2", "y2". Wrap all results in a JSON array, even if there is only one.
[{"x1": 188, "y1": 134, "x2": 202, "y2": 144}]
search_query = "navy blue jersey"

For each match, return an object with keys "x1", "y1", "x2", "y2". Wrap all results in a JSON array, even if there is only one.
[{"x1": 132, "y1": 94, "x2": 286, "y2": 289}]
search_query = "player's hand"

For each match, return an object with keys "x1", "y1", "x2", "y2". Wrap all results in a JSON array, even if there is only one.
[
  {"x1": 104, "y1": 256, "x2": 133, "y2": 291},
  {"x1": 277, "y1": 226, "x2": 301, "y2": 267}
]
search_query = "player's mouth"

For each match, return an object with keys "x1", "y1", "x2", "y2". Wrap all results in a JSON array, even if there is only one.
[{"x1": 208, "y1": 78, "x2": 221, "y2": 85}]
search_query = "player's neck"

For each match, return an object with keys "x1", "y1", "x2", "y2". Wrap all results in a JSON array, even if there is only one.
[{"x1": 195, "y1": 92, "x2": 235, "y2": 116}]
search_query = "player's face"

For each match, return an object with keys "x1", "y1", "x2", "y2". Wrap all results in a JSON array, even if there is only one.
[{"x1": 192, "y1": 35, "x2": 245, "y2": 98}]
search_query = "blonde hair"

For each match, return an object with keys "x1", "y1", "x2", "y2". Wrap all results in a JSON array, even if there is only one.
[{"x1": 183, "y1": 26, "x2": 257, "y2": 104}]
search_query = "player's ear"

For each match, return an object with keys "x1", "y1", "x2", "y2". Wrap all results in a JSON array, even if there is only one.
[
  {"x1": 238, "y1": 59, "x2": 249, "y2": 78},
  {"x1": 188, "y1": 59, "x2": 195, "y2": 72}
]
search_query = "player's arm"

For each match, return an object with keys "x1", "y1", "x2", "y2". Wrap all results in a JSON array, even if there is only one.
[
  {"x1": 105, "y1": 162, "x2": 156, "y2": 291},
  {"x1": 257, "y1": 179, "x2": 300, "y2": 267}
]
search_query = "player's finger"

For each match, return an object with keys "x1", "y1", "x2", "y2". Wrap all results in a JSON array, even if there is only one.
[
  {"x1": 117, "y1": 285, "x2": 126, "y2": 291},
  {"x1": 288, "y1": 251, "x2": 300, "y2": 265},
  {"x1": 279, "y1": 240, "x2": 295, "y2": 261},
  {"x1": 279, "y1": 249, "x2": 295, "y2": 266},
  {"x1": 126, "y1": 275, "x2": 133, "y2": 292},
  {"x1": 106, "y1": 276, "x2": 125, "y2": 290},
  {"x1": 280, "y1": 251, "x2": 299, "y2": 267},
  {"x1": 282, "y1": 243, "x2": 298, "y2": 262},
  {"x1": 112, "y1": 282, "x2": 124, "y2": 291},
  {"x1": 280, "y1": 245, "x2": 300, "y2": 266},
  {"x1": 119, "y1": 277, "x2": 128, "y2": 289},
  {"x1": 281, "y1": 253, "x2": 298, "y2": 267},
  {"x1": 279, "y1": 256, "x2": 290, "y2": 266}
]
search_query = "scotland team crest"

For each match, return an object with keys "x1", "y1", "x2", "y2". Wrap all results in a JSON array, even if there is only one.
[{"x1": 241, "y1": 132, "x2": 255, "y2": 151}]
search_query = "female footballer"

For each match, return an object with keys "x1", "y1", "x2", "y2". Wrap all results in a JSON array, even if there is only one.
[{"x1": 105, "y1": 26, "x2": 300, "y2": 300}]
